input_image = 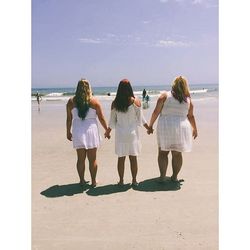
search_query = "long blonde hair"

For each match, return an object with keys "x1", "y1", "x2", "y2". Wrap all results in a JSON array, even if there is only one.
[
  {"x1": 75, "y1": 79, "x2": 92, "y2": 119},
  {"x1": 171, "y1": 76, "x2": 190, "y2": 103}
]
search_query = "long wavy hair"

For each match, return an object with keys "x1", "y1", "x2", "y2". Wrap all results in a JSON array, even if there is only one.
[
  {"x1": 171, "y1": 76, "x2": 190, "y2": 103},
  {"x1": 113, "y1": 79, "x2": 135, "y2": 112},
  {"x1": 75, "y1": 79, "x2": 92, "y2": 119}
]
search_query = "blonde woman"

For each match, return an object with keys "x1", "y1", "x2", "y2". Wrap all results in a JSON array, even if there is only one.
[
  {"x1": 148, "y1": 76, "x2": 198, "y2": 183},
  {"x1": 66, "y1": 79, "x2": 110, "y2": 187}
]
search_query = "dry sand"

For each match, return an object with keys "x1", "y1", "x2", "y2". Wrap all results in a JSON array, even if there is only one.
[{"x1": 32, "y1": 97, "x2": 218, "y2": 250}]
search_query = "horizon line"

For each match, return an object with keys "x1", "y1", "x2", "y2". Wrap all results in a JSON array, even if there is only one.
[{"x1": 32, "y1": 82, "x2": 219, "y2": 89}]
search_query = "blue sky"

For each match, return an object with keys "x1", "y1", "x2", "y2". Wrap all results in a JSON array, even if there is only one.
[{"x1": 32, "y1": 0, "x2": 218, "y2": 87}]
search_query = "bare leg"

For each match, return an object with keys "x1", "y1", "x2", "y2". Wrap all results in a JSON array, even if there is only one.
[
  {"x1": 87, "y1": 148, "x2": 98, "y2": 187},
  {"x1": 129, "y1": 155, "x2": 138, "y2": 185},
  {"x1": 158, "y1": 148, "x2": 169, "y2": 181},
  {"x1": 76, "y1": 149, "x2": 87, "y2": 184},
  {"x1": 117, "y1": 156, "x2": 126, "y2": 185},
  {"x1": 171, "y1": 150, "x2": 183, "y2": 181}
]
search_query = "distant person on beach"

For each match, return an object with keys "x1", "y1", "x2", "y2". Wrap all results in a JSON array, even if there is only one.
[
  {"x1": 142, "y1": 88, "x2": 146, "y2": 100},
  {"x1": 66, "y1": 79, "x2": 110, "y2": 187},
  {"x1": 35, "y1": 92, "x2": 42, "y2": 110},
  {"x1": 143, "y1": 94, "x2": 150, "y2": 109},
  {"x1": 147, "y1": 76, "x2": 198, "y2": 183},
  {"x1": 105, "y1": 79, "x2": 151, "y2": 186}
]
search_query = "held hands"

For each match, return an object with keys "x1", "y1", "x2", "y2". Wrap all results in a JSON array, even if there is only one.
[
  {"x1": 147, "y1": 126, "x2": 154, "y2": 135},
  {"x1": 104, "y1": 129, "x2": 111, "y2": 139},
  {"x1": 144, "y1": 123, "x2": 154, "y2": 135}
]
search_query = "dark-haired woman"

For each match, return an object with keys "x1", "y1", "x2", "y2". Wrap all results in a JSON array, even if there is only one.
[
  {"x1": 148, "y1": 76, "x2": 198, "y2": 183},
  {"x1": 66, "y1": 79, "x2": 110, "y2": 187},
  {"x1": 105, "y1": 79, "x2": 150, "y2": 186}
]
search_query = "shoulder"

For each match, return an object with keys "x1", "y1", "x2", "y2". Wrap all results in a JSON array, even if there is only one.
[
  {"x1": 133, "y1": 97, "x2": 141, "y2": 108},
  {"x1": 89, "y1": 97, "x2": 100, "y2": 108},
  {"x1": 66, "y1": 97, "x2": 74, "y2": 108},
  {"x1": 158, "y1": 92, "x2": 167, "y2": 102}
]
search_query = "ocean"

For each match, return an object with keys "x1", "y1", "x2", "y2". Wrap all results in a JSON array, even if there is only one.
[{"x1": 31, "y1": 83, "x2": 218, "y2": 102}]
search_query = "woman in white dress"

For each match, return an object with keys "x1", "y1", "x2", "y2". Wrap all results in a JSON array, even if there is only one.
[
  {"x1": 66, "y1": 79, "x2": 110, "y2": 187},
  {"x1": 148, "y1": 76, "x2": 198, "y2": 182},
  {"x1": 105, "y1": 79, "x2": 150, "y2": 186}
]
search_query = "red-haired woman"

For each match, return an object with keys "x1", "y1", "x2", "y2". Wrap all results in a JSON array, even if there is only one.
[{"x1": 105, "y1": 79, "x2": 150, "y2": 186}]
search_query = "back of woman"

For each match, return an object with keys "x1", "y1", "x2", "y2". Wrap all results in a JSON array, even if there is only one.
[
  {"x1": 157, "y1": 78, "x2": 192, "y2": 153},
  {"x1": 71, "y1": 105, "x2": 100, "y2": 149},
  {"x1": 148, "y1": 76, "x2": 198, "y2": 183},
  {"x1": 111, "y1": 103, "x2": 141, "y2": 128},
  {"x1": 160, "y1": 91, "x2": 190, "y2": 117},
  {"x1": 71, "y1": 106, "x2": 97, "y2": 121},
  {"x1": 66, "y1": 79, "x2": 109, "y2": 187},
  {"x1": 108, "y1": 79, "x2": 143, "y2": 156},
  {"x1": 106, "y1": 79, "x2": 149, "y2": 186}
]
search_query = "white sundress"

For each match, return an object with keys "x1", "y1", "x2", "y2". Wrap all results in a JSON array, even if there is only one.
[
  {"x1": 71, "y1": 107, "x2": 101, "y2": 149},
  {"x1": 109, "y1": 103, "x2": 146, "y2": 157},
  {"x1": 157, "y1": 91, "x2": 192, "y2": 152}
]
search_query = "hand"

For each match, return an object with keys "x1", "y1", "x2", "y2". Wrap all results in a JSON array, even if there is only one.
[
  {"x1": 193, "y1": 129, "x2": 198, "y2": 139},
  {"x1": 67, "y1": 132, "x2": 72, "y2": 141},
  {"x1": 147, "y1": 126, "x2": 154, "y2": 135},
  {"x1": 104, "y1": 130, "x2": 111, "y2": 139}
]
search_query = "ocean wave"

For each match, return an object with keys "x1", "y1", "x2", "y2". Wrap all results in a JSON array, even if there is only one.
[
  {"x1": 45, "y1": 92, "x2": 65, "y2": 97},
  {"x1": 190, "y1": 89, "x2": 208, "y2": 94},
  {"x1": 31, "y1": 96, "x2": 70, "y2": 102},
  {"x1": 31, "y1": 86, "x2": 216, "y2": 102}
]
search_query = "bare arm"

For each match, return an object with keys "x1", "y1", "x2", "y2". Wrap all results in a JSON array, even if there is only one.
[
  {"x1": 66, "y1": 99, "x2": 73, "y2": 141},
  {"x1": 187, "y1": 101, "x2": 198, "y2": 139},
  {"x1": 92, "y1": 98, "x2": 110, "y2": 139},
  {"x1": 133, "y1": 97, "x2": 150, "y2": 130},
  {"x1": 104, "y1": 101, "x2": 116, "y2": 139},
  {"x1": 148, "y1": 93, "x2": 166, "y2": 133}
]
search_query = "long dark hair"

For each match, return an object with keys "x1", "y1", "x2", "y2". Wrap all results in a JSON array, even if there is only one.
[
  {"x1": 75, "y1": 79, "x2": 92, "y2": 119},
  {"x1": 113, "y1": 79, "x2": 135, "y2": 112},
  {"x1": 171, "y1": 76, "x2": 190, "y2": 103}
]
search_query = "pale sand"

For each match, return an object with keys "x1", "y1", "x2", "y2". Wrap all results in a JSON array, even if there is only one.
[{"x1": 32, "y1": 97, "x2": 218, "y2": 250}]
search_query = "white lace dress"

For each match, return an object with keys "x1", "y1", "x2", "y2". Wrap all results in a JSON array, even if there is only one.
[
  {"x1": 157, "y1": 91, "x2": 192, "y2": 152},
  {"x1": 71, "y1": 107, "x2": 101, "y2": 149},
  {"x1": 109, "y1": 104, "x2": 146, "y2": 157}
]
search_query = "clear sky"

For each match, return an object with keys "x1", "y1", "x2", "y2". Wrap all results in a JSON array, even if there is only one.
[{"x1": 32, "y1": 0, "x2": 218, "y2": 87}]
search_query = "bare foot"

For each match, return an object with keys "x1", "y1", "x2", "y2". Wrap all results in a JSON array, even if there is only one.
[
  {"x1": 91, "y1": 181, "x2": 98, "y2": 188},
  {"x1": 132, "y1": 181, "x2": 138, "y2": 187},
  {"x1": 79, "y1": 180, "x2": 89, "y2": 186},
  {"x1": 170, "y1": 176, "x2": 178, "y2": 182}
]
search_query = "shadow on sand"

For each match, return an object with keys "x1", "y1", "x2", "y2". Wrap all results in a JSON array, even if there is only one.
[
  {"x1": 133, "y1": 177, "x2": 183, "y2": 192},
  {"x1": 40, "y1": 178, "x2": 183, "y2": 197},
  {"x1": 86, "y1": 184, "x2": 131, "y2": 196},
  {"x1": 40, "y1": 183, "x2": 91, "y2": 198}
]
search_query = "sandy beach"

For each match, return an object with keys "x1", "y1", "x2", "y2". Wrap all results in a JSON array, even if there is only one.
[{"x1": 32, "y1": 96, "x2": 218, "y2": 250}]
